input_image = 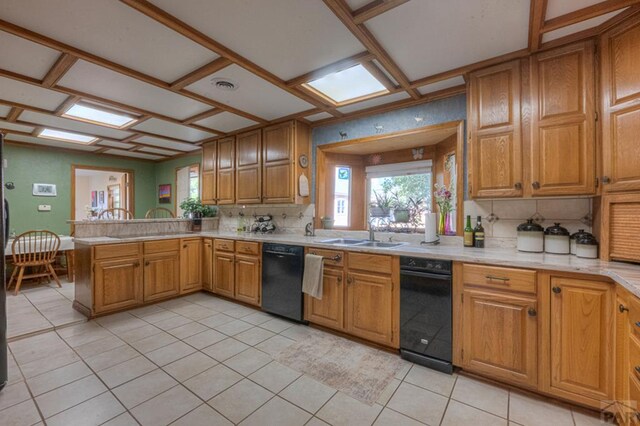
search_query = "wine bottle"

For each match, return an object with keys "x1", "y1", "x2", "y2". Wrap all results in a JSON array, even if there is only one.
[
  {"x1": 474, "y1": 216, "x2": 485, "y2": 248},
  {"x1": 464, "y1": 215, "x2": 474, "y2": 247}
]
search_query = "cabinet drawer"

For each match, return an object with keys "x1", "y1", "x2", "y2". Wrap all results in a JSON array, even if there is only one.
[
  {"x1": 144, "y1": 239, "x2": 179, "y2": 254},
  {"x1": 307, "y1": 248, "x2": 344, "y2": 267},
  {"x1": 236, "y1": 241, "x2": 259, "y2": 256},
  {"x1": 463, "y1": 264, "x2": 536, "y2": 294},
  {"x1": 348, "y1": 252, "x2": 392, "y2": 275},
  {"x1": 94, "y1": 243, "x2": 141, "y2": 260},
  {"x1": 215, "y1": 239, "x2": 235, "y2": 252}
]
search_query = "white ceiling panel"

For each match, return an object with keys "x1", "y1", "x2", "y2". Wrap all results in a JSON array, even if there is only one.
[
  {"x1": 104, "y1": 149, "x2": 163, "y2": 160},
  {"x1": 5, "y1": 134, "x2": 99, "y2": 151},
  {"x1": 0, "y1": 31, "x2": 60, "y2": 80},
  {"x1": 417, "y1": 76, "x2": 466, "y2": 95},
  {"x1": 59, "y1": 61, "x2": 211, "y2": 120},
  {"x1": 20, "y1": 110, "x2": 133, "y2": 139},
  {"x1": 194, "y1": 112, "x2": 258, "y2": 133},
  {"x1": 0, "y1": 120, "x2": 34, "y2": 133},
  {"x1": 337, "y1": 92, "x2": 410, "y2": 114},
  {"x1": 365, "y1": 0, "x2": 530, "y2": 81},
  {"x1": 304, "y1": 112, "x2": 333, "y2": 122},
  {"x1": 132, "y1": 118, "x2": 215, "y2": 142},
  {"x1": 0, "y1": 106, "x2": 11, "y2": 118},
  {"x1": 187, "y1": 65, "x2": 314, "y2": 120},
  {"x1": 138, "y1": 146, "x2": 179, "y2": 156},
  {"x1": 542, "y1": 10, "x2": 624, "y2": 42},
  {"x1": 97, "y1": 140, "x2": 136, "y2": 149},
  {"x1": 0, "y1": 76, "x2": 68, "y2": 110},
  {"x1": 150, "y1": 0, "x2": 364, "y2": 81},
  {"x1": 1, "y1": 0, "x2": 219, "y2": 82},
  {"x1": 545, "y1": 0, "x2": 602, "y2": 19},
  {"x1": 135, "y1": 135, "x2": 200, "y2": 152}
]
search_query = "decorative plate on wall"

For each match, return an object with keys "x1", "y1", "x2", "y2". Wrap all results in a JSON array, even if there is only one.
[{"x1": 298, "y1": 154, "x2": 308, "y2": 168}]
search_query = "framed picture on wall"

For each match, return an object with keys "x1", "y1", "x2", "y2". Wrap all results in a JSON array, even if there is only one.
[
  {"x1": 91, "y1": 190, "x2": 97, "y2": 208},
  {"x1": 158, "y1": 184, "x2": 171, "y2": 204},
  {"x1": 99, "y1": 191, "x2": 104, "y2": 205}
]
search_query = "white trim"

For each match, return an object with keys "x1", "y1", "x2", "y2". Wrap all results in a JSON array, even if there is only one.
[{"x1": 365, "y1": 160, "x2": 432, "y2": 179}]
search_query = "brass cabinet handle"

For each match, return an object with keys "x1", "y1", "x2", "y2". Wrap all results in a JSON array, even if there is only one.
[
  {"x1": 514, "y1": 182, "x2": 522, "y2": 190},
  {"x1": 528, "y1": 308, "x2": 537, "y2": 317},
  {"x1": 532, "y1": 181, "x2": 540, "y2": 189},
  {"x1": 552, "y1": 286, "x2": 561, "y2": 294},
  {"x1": 486, "y1": 275, "x2": 510, "y2": 282},
  {"x1": 620, "y1": 304, "x2": 630, "y2": 313}
]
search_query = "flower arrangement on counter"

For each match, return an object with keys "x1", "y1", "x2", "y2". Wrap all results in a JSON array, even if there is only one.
[{"x1": 434, "y1": 182, "x2": 455, "y2": 235}]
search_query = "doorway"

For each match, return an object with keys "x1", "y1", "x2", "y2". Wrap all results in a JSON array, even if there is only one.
[
  {"x1": 175, "y1": 164, "x2": 200, "y2": 218},
  {"x1": 72, "y1": 166, "x2": 134, "y2": 221}
]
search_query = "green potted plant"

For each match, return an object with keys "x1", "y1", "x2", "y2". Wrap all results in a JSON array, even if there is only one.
[
  {"x1": 391, "y1": 191, "x2": 410, "y2": 223},
  {"x1": 179, "y1": 198, "x2": 217, "y2": 230},
  {"x1": 370, "y1": 190, "x2": 392, "y2": 218}
]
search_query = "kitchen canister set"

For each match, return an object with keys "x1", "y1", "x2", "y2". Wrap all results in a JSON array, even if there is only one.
[{"x1": 516, "y1": 220, "x2": 598, "y2": 258}]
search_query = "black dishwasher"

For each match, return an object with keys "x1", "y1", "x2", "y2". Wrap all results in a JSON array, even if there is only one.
[
  {"x1": 400, "y1": 257, "x2": 453, "y2": 374},
  {"x1": 262, "y1": 243, "x2": 305, "y2": 322}
]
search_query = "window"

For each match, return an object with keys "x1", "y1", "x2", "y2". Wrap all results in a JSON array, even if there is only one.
[
  {"x1": 305, "y1": 64, "x2": 388, "y2": 104},
  {"x1": 39, "y1": 128, "x2": 97, "y2": 144},
  {"x1": 333, "y1": 166, "x2": 351, "y2": 227},
  {"x1": 367, "y1": 160, "x2": 432, "y2": 232},
  {"x1": 189, "y1": 165, "x2": 199, "y2": 199},
  {"x1": 63, "y1": 103, "x2": 137, "y2": 128}
]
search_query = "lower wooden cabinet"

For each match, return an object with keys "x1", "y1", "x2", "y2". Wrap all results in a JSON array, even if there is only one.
[
  {"x1": 143, "y1": 251, "x2": 180, "y2": 302},
  {"x1": 235, "y1": 255, "x2": 261, "y2": 306},
  {"x1": 213, "y1": 252, "x2": 235, "y2": 298},
  {"x1": 346, "y1": 271, "x2": 395, "y2": 346},
  {"x1": 304, "y1": 267, "x2": 344, "y2": 330},
  {"x1": 180, "y1": 239, "x2": 202, "y2": 293},
  {"x1": 202, "y1": 238, "x2": 213, "y2": 292},
  {"x1": 207, "y1": 240, "x2": 261, "y2": 306},
  {"x1": 94, "y1": 256, "x2": 143, "y2": 314}
]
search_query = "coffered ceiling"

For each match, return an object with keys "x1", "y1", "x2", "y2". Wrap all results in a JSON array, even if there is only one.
[{"x1": 0, "y1": 0, "x2": 636, "y2": 161}]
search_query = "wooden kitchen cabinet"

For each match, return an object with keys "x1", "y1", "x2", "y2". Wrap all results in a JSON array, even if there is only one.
[
  {"x1": 202, "y1": 238, "x2": 213, "y2": 292},
  {"x1": 600, "y1": 14, "x2": 640, "y2": 192},
  {"x1": 180, "y1": 239, "x2": 202, "y2": 293},
  {"x1": 346, "y1": 271, "x2": 395, "y2": 346},
  {"x1": 305, "y1": 266, "x2": 344, "y2": 331},
  {"x1": 202, "y1": 142, "x2": 217, "y2": 205},
  {"x1": 217, "y1": 136, "x2": 235, "y2": 205},
  {"x1": 468, "y1": 60, "x2": 523, "y2": 198},
  {"x1": 234, "y1": 254, "x2": 261, "y2": 306},
  {"x1": 143, "y1": 252, "x2": 180, "y2": 302},
  {"x1": 94, "y1": 256, "x2": 143, "y2": 314},
  {"x1": 236, "y1": 130, "x2": 262, "y2": 204},
  {"x1": 529, "y1": 41, "x2": 596, "y2": 196},
  {"x1": 214, "y1": 252, "x2": 235, "y2": 298}
]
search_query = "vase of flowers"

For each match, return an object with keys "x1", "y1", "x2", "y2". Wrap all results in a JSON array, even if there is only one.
[{"x1": 434, "y1": 183, "x2": 455, "y2": 235}]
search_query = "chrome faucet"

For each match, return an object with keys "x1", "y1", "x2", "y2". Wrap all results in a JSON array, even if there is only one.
[
  {"x1": 368, "y1": 220, "x2": 376, "y2": 242},
  {"x1": 305, "y1": 220, "x2": 315, "y2": 237}
]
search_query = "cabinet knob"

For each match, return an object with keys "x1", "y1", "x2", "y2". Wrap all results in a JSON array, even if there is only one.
[
  {"x1": 635, "y1": 366, "x2": 640, "y2": 375},
  {"x1": 347, "y1": 276, "x2": 353, "y2": 284},
  {"x1": 337, "y1": 276, "x2": 342, "y2": 283},
  {"x1": 532, "y1": 181, "x2": 540, "y2": 190},
  {"x1": 619, "y1": 304, "x2": 630, "y2": 313},
  {"x1": 601, "y1": 176, "x2": 610, "y2": 184},
  {"x1": 552, "y1": 286, "x2": 561, "y2": 294},
  {"x1": 527, "y1": 308, "x2": 537, "y2": 317},
  {"x1": 183, "y1": 244, "x2": 187, "y2": 248},
  {"x1": 134, "y1": 262, "x2": 140, "y2": 268},
  {"x1": 145, "y1": 261, "x2": 150, "y2": 266},
  {"x1": 514, "y1": 182, "x2": 522, "y2": 190}
]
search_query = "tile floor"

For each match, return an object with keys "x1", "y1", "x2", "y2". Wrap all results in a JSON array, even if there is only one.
[{"x1": 2, "y1": 292, "x2": 610, "y2": 425}]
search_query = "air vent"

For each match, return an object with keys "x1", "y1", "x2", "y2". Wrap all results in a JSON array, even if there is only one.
[{"x1": 210, "y1": 78, "x2": 238, "y2": 91}]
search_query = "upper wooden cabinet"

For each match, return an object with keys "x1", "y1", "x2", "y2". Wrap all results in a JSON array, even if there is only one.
[
  {"x1": 202, "y1": 142, "x2": 216, "y2": 172},
  {"x1": 202, "y1": 142, "x2": 217, "y2": 205},
  {"x1": 529, "y1": 41, "x2": 596, "y2": 196},
  {"x1": 468, "y1": 60, "x2": 523, "y2": 198},
  {"x1": 216, "y1": 137, "x2": 235, "y2": 205},
  {"x1": 236, "y1": 130, "x2": 262, "y2": 204},
  {"x1": 600, "y1": 15, "x2": 640, "y2": 192}
]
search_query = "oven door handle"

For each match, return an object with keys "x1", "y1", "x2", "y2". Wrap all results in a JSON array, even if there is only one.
[{"x1": 400, "y1": 270, "x2": 452, "y2": 280}]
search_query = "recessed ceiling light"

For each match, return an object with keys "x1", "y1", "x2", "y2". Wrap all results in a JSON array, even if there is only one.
[
  {"x1": 38, "y1": 128, "x2": 97, "y2": 144},
  {"x1": 304, "y1": 64, "x2": 388, "y2": 104},
  {"x1": 210, "y1": 78, "x2": 238, "y2": 91},
  {"x1": 63, "y1": 103, "x2": 137, "y2": 128}
]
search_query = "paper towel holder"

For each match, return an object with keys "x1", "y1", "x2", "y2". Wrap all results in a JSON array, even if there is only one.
[{"x1": 420, "y1": 238, "x2": 440, "y2": 246}]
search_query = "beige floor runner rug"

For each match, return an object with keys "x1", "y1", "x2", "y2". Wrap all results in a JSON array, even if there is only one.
[{"x1": 276, "y1": 332, "x2": 405, "y2": 405}]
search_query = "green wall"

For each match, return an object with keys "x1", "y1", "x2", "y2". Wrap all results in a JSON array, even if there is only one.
[{"x1": 153, "y1": 153, "x2": 202, "y2": 211}]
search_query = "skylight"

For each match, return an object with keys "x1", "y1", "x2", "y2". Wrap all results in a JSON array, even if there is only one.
[
  {"x1": 62, "y1": 103, "x2": 137, "y2": 128},
  {"x1": 39, "y1": 128, "x2": 97, "y2": 144},
  {"x1": 305, "y1": 64, "x2": 388, "y2": 104}
]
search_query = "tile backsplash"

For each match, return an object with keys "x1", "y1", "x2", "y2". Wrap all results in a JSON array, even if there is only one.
[{"x1": 216, "y1": 204, "x2": 316, "y2": 234}]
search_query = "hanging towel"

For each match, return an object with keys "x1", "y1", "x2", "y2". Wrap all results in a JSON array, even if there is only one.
[{"x1": 302, "y1": 253, "x2": 324, "y2": 299}]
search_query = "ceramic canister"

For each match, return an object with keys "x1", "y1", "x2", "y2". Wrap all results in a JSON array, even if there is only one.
[
  {"x1": 544, "y1": 223, "x2": 570, "y2": 255},
  {"x1": 517, "y1": 219, "x2": 544, "y2": 253},
  {"x1": 576, "y1": 233, "x2": 599, "y2": 259},
  {"x1": 570, "y1": 229, "x2": 589, "y2": 255}
]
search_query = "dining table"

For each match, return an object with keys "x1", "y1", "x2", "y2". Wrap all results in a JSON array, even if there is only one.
[{"x1": 4, "y1": 235, "x2": 75, "y2": 280}]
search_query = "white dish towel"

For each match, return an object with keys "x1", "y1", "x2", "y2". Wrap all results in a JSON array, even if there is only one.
[{"x1": 302, "y1": 254, "x2": 324, "y2": 299}]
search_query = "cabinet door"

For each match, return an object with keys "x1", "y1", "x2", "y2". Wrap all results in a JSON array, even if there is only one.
[
  {"x1": 202, "y1": 171, "x2": 216, "y2": 205},
  {"x1": 217, "y1": 137, "x2": 235, "y2": 204},
  {"x1": 305, "y1": 267, "x2": 344, "y2": 331},
  {"x1": 180, "y1": 239, "x2": 202, "y2": 293},
  {"x1": 143, "y1": 252, "x2": 180, "y2": 302},
  {"x1": 530, "y1": 41, "x2": 595, "y2": 196},
  {"x1": 263, "y1": 122, "x2": 294, "y2": 203},
  {"x1": 214, "y1": 252, "x2": 235, "y2": 298},
  {"x1": 345, "y1": 271, "x2": 394, "y2": 346},
  {"x1": 468, "y1": 60, "x2": 523, "y2": 198},
  {"x1": 236, "y1": 130, "x2": 262, "y2": 204},
  {"x1": 601, "y1": 15, "x2": 640, "y2": 192},
  {"x1": 234, "y1": 255, "x2": 260, "y2": 306},
  {"x1": 548, "y1": 277, "x2": 614, "y2": 401},
  {"x1": 94, "y1": 257, "x2": 142, "y2": 314},
  {"x1": 202, "y1": 239, "x2": 213, "y2": 292},
  {"x1": 202, "y1": 142, "x2": 216, "y2": 172},
  {"x1": 462, "y1": 289, "x2": 538, "y2": 388}
]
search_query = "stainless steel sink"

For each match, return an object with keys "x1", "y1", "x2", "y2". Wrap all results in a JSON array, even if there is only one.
[
  {"x1": 319, "y1": 238, "x2": 368, "y2": 245},
  {"x1": 320, "y1": 238, "x2": 406, "y2": 249},
  {"x1": 356, "y1": 241, "x2": 406, "y2": 248}
]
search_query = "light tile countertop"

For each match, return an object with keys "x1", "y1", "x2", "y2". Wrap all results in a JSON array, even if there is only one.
[{"x1": 74, "y1": 231, "x2": 640, "y2": 298}]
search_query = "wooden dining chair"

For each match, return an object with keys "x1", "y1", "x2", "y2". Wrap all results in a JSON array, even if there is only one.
[
  {"x1": 98, "y1": 208, "x2": 133, "y2": 220},
  {"x1": 145, "y1": 207, "x2": 175, "y2": 219},
  {"x1": 8, "y1": 230, "x2": 61, "y2": 295}
]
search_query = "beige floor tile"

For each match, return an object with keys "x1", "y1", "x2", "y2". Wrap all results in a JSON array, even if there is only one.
[
  {"x1": 163, "y1": 351, "x2": 218, "y2": 382},
  {"x1": 214, "y1": 319, "x2": 254, "y2": 336},
  {"x1": 259, "y1": 317, "x2": 295, "y2": 333},
  {"x1": 394, "y1": 361, "x2": 412, "y2": 380},
  {"x1": 572, "y1": 408, "x2": 614, "y2": 425},
  {"x1": 172, "y1": 404, "x2": 233, "y2": 426},
  {"x1": 74, "y1": 335, "x2": 126, "y2": 359},
  {"x1": 152, "y1": 315, "x2": 193, "y2": 331},
  {"x1": 442, "y1": 400, "x2": 507, "y2": 426},
  {"x1": 183, "y1": 329, "x2": 227, "y2": 349},
  {"x1": 145, "y1": 341, "x2": 196, "y2": 366},
  {"x1": 45, "y1": 391, "x2": 125, "y2": 426},
  {"x1": 235, "y1": 327, "x2": 276, "y2": 346},
  {"x1": 156, "y1": 299, "x2": 192, "y2": 310},
  {"x1": 0, "y1": 399, "x2": 42, "y2": 426},
  {"x1": 317, "y1": 392, "x2": 383, "y2": 426},
  {"x1": 112, "y1": 369, "x2": 178, "y2": 409},
  {"x1": 240, "y1": 396, "x2": 312, "y2": 426},
  {"x1": 255, "y1": 334, "x2": 296, "y2": 356},
  {"x1": 451, "y1": 375, "x2": 509, "y2": 418},
  {"x1": 198, "y1": 313, "x2": 235, "y2": 328},
  {"x1": 202, "y1": 338, "x2": 250, "y2": 361},
  {"x1": 166, "y1": 321, "x2": 208, "y2": 339},
  {"x1": 184, "y1": 364, "x2": 243, "y2": 400},
  {"x1": 224, "y1": 347, "x2": 272, "y2": 376},
  {"x1": 35, "y1": 374, "x2": 107, "y2": 418},
  {"x1": 97, "y1": 313, "x2": 148, "y2": 333},
  {"x1": 26, "y1": 361, "x2": 92, "y2": 396},
  {"x1": 113, "y1": 323, "x2": 163, "y2": 343},
  {"x1": 84, "y1": 345, "x2": 140, "y2": 372},
  {"x1": 242, "y1": 311, "x2": 274, "y2": 325},
  {"x1": 101, "y1": 412, "x2": 139, "y2": 426},
  {"x1": 373, "y1": 408, "x2": 424, "y2": 425},
  {"x1": 509, "y1": 391, "x2": 574, "y2": 426},
  {"x1": 377, "y1": 378, "x2": 401, "y2": 405},
  {"x1": 131, "y1": 385, "x2": 201, "y2": 426},
  {"x1": 306, "y1": 418, "x2": 330, "y2": 426},
  {"x1": 129, "y1": 331, "x2": 178, "y2": 354},
  {"x1": 97, "y1": 356, "x2": 157, "y2": 388},
  {"x1": 404, "y1": 364, "x2": 457, "y2": 397},
  {"x1": 20, "y1": 350, "x2": 81, "y2": 379},
  {"x1": 387, "y1": 382, "x2": 448, "y2": 425},
  {"x1": 10, "y1": 332, "x2": 67, "y2": 364},
  {"x1": 56, "y1": 321, "x2": 105, "y2": 339},
  {"x1": 170, "y1": 304, "x2": 220, "y2": 321},
  {"x1": 127, "y1": 304, "x2": 166, "y2": 318},
  {"x1": 280, "y1": 375, "x2": 337, "y2": 414},
  {"x1": 209, "y1": 378, "x2": 274, "y2": 423},
  {"x1": 224, "y1": 306, "x2": 256, "y2": 318},
  {"x1": 141, "y1": 310, "x2": 179, "y2": 324},
  {"x1": 280, "y1": 324, "x2": 319, "y2": 341},
  {"x1": 248, "y1": 361, "x2": 301, "y2": 393},
  {"x1": 0, "y1": 381, "x2": 31, "y2": 411}
]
